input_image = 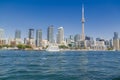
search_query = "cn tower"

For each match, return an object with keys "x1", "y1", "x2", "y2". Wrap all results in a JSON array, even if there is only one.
[{"x1": 81, "y1": 4, "x2": 85, "y2": 41}]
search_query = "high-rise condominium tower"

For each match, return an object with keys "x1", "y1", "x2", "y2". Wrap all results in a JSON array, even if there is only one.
[
  {"x1": 15, "y1": 30, "x2": 21, "y2": 39},
  {"x1": 36, "y1": 29, "x2": 42, "y2": 47},
  {"x1": 47, "y1": 25, "x2": 54, "y2": 43},
  {"x1": 29, "y1": 29, "x2": 34, "y2": 39},
  {"x1": 0, "y1": 28, "x2": 4, "y2": 39},
  {"x1": 57, "y1": 27, "x2": 64, "y2": 44},
  {"x1": 113, "y1": 32, "x2": 119, "y2": 50}
]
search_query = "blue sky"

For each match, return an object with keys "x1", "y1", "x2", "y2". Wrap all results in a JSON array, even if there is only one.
[{"x1": 0, "y1": 0, "x2": 120, "y2": 40}]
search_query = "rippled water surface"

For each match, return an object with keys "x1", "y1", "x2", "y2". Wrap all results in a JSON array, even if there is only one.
[{"x1": 0, "y1": 50, "x2": 120, "y2": 80}]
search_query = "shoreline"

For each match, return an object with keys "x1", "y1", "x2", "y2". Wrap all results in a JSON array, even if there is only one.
[{"x1": 0, "y1": 49, "x2": 116, "y2": 52}]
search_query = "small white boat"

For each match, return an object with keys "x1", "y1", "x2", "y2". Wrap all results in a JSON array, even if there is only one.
[{"x1": 46, "y1": 44, "x2": 60, "y2": 52}]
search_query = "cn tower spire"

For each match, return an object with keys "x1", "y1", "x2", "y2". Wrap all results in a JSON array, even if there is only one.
[
  {"x1": 82, "y1": 4, "x2": 85, "y2": 23},
  {"x1": 81, "y1": 4, "x2": 85, "y2": 41}
]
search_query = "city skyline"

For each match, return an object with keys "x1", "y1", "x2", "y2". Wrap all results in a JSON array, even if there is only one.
[{"x1": 0, "y1": 0, "x2": 120, "y2": 39}]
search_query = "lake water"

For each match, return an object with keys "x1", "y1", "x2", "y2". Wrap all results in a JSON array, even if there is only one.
[{"x1": 0, "y1": 50, "x2": 120, "y2": 80}]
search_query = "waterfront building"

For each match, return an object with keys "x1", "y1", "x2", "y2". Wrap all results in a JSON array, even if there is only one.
[
  {"x1": 96, "y1": 38, "x2": 105, "y2": 42},
  {"x1": 15, "y1": 30, "x2": 21, "y2": 39},
  {"x1": 74, "y1": 34, "x2": 81, "y2": 48},
  {"x1": 28, "y1": 29, "x2": 35, "y2": 47},
  {"x1": 109, "y1": 39, "x2": 113, "y2": 48},
  {"x1": 24, "y1": 38, "x2": 29, "y2": 45},
  {"x1": 113, "y1": 32, "x2": 118, "y2": 39},
  {"x1": 66, "y1": 35, "x2": 75, "y2": 48},
  {"x1": 8, "y1": 38, "x2": 16, "y2": 46},
  {"x1": 69, "y1": 35, "x2": 74, "y2": 41},
  {"x1": 74, "y1": 41, "x2": 86, "y2": 49},
  {"x1": 29, "y1": 39, "x2": 35, "y2": 47},
  {"x1": 15, "y1": 30, "x2": 22, "y2": 45},
  {"x1": 0, "y1": 39, "x2": 6, "y2": 45},
  {"x1": 57, "y1": 27, "x2": 64, "y2": 44},
  {"x1": 74, "y1": 35, "x2": 94, "y2": 49},
  {"x1": 0, "y1": 39, "x2": 6, "y2": 46},
  {"x1": 113, "y1": 32, "x2": 119, "y2": 50},
  {"x1": 85, "y1": 36, "x2": 94, "y2": 49},
  {"x1": 96, "y1": 38, "x2": 101, "y2": 41},
  {"x1": 29, "y1": 29, "x2": 34, "y2": 39},
  {"x1": 15, "y1": 39, "x2": 22, "y2": 45},
  {"x1": 74, "y1": 34, "x2": 81, "y2": 42},
  {"x1": 74, "y1": 41, "x2": 80, "y2": 48},
  {"x1": 66, "y1": 38, "x2": 71, "y2": 45},
  {"x1": 105, "y1": 40, "x2": 111, "y2": 48},
  {"x1": 91, "y1": 40, "x2": 106, "y2": 51},
  {"x1": 42, "y1": 40, "x2": 49, "y2": 48},
  {"x1": 85, "y1": 36, "x2": 91, "y2": 40},
  {"x1": 113, "y1": 39, "x2": 119, "y2": 50},
  {"x1": 0, "y1": 28, "x2": 6, "y2": 45},
  {"x1": 0, "y1": 28, "x2": 4, "y2": 39},
  {"x1": 66, "y1": 35, "x2": 74, "y2": 44},
  {"x1": 95, "y1": 41, "x2": 105, "y2": 47},
  {"x1": 36, "y1": 29, "x2": 42, "y2": 47},
  {"x1": 47, "y1": 25, "x2": 54, "y2": 43}
]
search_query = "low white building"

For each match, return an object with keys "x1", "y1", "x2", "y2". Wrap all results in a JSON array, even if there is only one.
[
  {"x1": 91, "y1": 41, "x2": 106, "y2": 51},
  {"x1": 42, "y1": 40, "x2": 49, "y2": 48},
  {"x1": 15, "y1": 38, "x2": 22, "y2": 45}
]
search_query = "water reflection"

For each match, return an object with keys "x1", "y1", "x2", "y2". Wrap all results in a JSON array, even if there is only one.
[
  {"x1": 0, "y1": 51, "x2": 120, "y2": 80},
  {"x1": 39, "y1": 51, "x2": 89, "y2": 78},
  {"x1": 78, "y1": 52, "x2": 89, "y2": 80}
]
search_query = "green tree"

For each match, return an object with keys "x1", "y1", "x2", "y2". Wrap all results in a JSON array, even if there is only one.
[
  {"x1": 25, "y1": 45, "x2": 32, "y2": 48},
  {"x1": 68, "y1": 44, "x2": 72, "y2": 47},
  {"x1": 107, "y1": 47, "x2": 113, "y2": 50},
  {"x1": 3, "y1": 45, "x2": 10, "y2": 48},
  {"x1": 59, "y1": 45, "x2": 68, "y2": 49},
  {"x1": 17, "y1": 44, "x2": 25, "y2": 50},
  {"x1": 0, "y1": 45, "x2": 2, "y2": 49}
]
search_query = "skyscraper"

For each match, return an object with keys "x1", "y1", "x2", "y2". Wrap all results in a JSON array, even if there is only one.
[
  {"x1": 113, "y1": 32, "x2": 118, "y2": 39},
  {"x1": 81, "y1": 4, "x2": 85, "y2": 41},
  {"x1": 15, "y1": 30, "x2": 21, "y2": 39},
  {"x1": 0, "y1": 28, "x2": 5, "y2": 45},
  {"x1": 113, "y1": 32, "x2": 119, "y2": 50},
  {"x1": 15, "y1": 30, "x2": 22, "y2": 45},
  {"x1": 29, "y1": 29, "x2": 34, "y2": 39},
  {"x1": 57, "y1": 27, "x2": 64, "y2": 44},
  {"x1": 47, "y1": 25, "x2": 54, "y2": 43},
  {"x1": 36, "y1": 29, "x2": 42, "y2": 47},
  {"x1": 28, "y1": 29, "x2": 35, "y2": 46},
  {"x1": 0, "y1": 28, "x2": 4, "y2": 39}
]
